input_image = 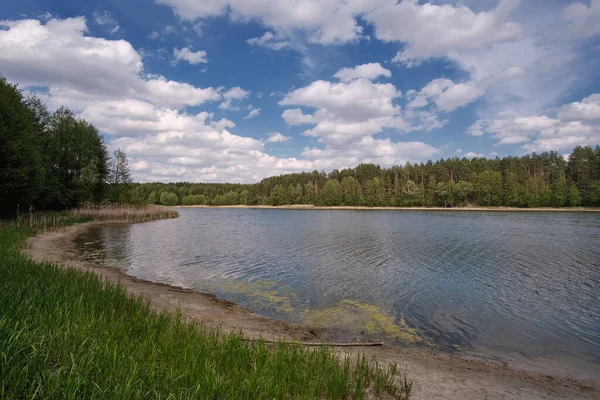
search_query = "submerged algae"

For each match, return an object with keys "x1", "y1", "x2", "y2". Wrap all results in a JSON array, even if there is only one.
[
  {"x1": 198, "y1": 278, "x2": 297, "y2": 314},
  {"x1": 302, "y1": 299, "x2": 423, "y2": 344},
  {"x1": 200, "y1": 278, "x2": 423, "y2": 344}
]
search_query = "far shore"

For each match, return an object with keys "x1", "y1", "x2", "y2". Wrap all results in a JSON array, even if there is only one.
[{"x1": 177, "y1": 204, "x2": 600, "y2": 212}]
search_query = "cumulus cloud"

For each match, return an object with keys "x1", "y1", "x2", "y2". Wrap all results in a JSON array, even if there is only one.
[
  {"x1": 155, "y1": 0, "x2": 368, "y2": 44},
  {"x1": 280, "y1": 78, "x2": 401, "y2": 121},
  {"x1": 266, "y1": 133, "x2": 290, "y2": 143},
  {"x1": 367, "y1": 0, "x2": 522, "y2": 66},
  {"x1": 558, "y1": 94, "x2": 600, "y2": 122},
  {"x1": 468, "y1": 94, "x2": 600, "y2": 152},
  {"x1": 155, "y1": 0, "x2": 522, "y2": 54},
  {"x1": 153, "y1": 0, "x2": 596, "y2": 126},
  {"x1": 247, "y1": 31, "x2": 290, "y2": 50},
  {"x1": 278, "y1": 72, "x2": 442, "y2": 168},
  {"x1": 282, "y1": 108, "x2": 314, "y2": 125},
  {"x1": 0, "y1": 16, "x2": 445, "y2": 183},
  {"x1": 407, "y1": 79, "x2": 484, "y2": 112},
  {"x1": 243, "y1": 108, "x2": 261, "y2": 119},
  {"x1": 0, "y1": 18, "x2": 220, "y2": 109},
  {"x1": 173, "y1": 47, "x2": 208, "y2": 64},
  {"x1": 219, "y1": 86, "x2": 250, "y2": 110},
  {"x1": 279, "y1": 74, "x2": 452, "y2": 148},
  {"x1": 333, "y1": 62, "x2": 391, "y2": 82}
]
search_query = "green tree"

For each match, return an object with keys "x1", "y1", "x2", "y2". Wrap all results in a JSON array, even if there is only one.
[
  {"x1": 0, "y1": 77, "x2": 42, "y2": 216},
  {"x1": 108, "y1": 148, "x2": 133, "y2": 202},
  {"x1": 474, "y1": 171, "x2": 502, "y2": 206},
  {"x1": 436, "y1": 181, "x2": 453, "y2": 207},
  {"x1": 550, "y1": 176, "x2": 568, "y2": 207},
  {"x1": 160, "y1": 192, "x2": 179, "y2": 206},
  {"x1": 323, "y1": 179, "x2": 342, "y2": 206},
  {"x1": 340, "y1": 176, "x2": 361, "y2": 206},
  {"x1": 454, "y1": 181, "x2": 474, "y2": 206},
  {"x1": 567, "y1": 186, "x2": 581, "y2": 206}
]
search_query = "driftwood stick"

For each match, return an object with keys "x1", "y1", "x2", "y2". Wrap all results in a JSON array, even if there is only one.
[{"x1": 243, "y1": 339, "x2": 384, "y2": 347}]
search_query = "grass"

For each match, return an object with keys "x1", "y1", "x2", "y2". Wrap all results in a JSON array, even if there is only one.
[{"x1": 0, "y1": 219, "x2": 410, "y2": 399}]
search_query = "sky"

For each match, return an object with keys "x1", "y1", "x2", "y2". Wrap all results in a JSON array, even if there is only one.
[{"x1": 0, "y1": 0, "x2": 599, "y2": 183}]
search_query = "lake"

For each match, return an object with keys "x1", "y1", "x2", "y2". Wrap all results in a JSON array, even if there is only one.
[{"x1": 74, "y1": 208, "x2": 600, "y2": 379}]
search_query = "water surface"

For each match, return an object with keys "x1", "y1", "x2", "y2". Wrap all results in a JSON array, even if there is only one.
[{"x1": 75, "y1": 208, "x2": 600, "y2": 379}]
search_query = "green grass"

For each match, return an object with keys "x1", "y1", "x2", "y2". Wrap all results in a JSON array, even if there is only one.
[{"x1": 0, "y1": 223, "x2": 410, "y2": 399}]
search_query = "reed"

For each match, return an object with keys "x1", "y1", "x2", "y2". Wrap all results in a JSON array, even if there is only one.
[
  {"x1": 0, "y1": 223, "x2": 410, "y2": 399},
  {"x1": 70, "y1": 203, "x2": 179, "y2": 223}
]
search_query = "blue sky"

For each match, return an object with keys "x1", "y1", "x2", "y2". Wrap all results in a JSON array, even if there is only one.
[{"x1": 1, "y1": 0, "x2": 599, "y2": 182}]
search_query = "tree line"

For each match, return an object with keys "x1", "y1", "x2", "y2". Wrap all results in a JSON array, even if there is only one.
[
  {"x1": 2, "y1": 76, "x2": 600, "y2": 213},
  {"x1": 125, "y1": 146, "x2": 600, "y2": 209},
  {"x1": 0, "y1": 77, "x2": 131, "y2": 217}
]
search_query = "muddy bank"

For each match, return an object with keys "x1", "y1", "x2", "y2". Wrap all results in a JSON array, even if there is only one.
[
  {"x1": 179, "y1": 204, "x2": 600, "y2": 212},
  {"x1": 22, "y1": 223, "x2": 600, "y2": 400}
]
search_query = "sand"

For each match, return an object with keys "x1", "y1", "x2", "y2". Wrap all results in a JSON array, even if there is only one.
[{"x1": 22, "y1": 222, "x2": 600, "y2": 400}]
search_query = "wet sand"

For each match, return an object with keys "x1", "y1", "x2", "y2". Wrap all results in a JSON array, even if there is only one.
[
  {"x1": 179, "y1": 204, "x2": 600, "y2": 212},
  {"x1": 22, "y1": 222, "x2": 600, "y2": 400}
]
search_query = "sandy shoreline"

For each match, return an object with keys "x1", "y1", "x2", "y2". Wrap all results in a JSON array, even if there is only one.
[
  {"x1": 178, "y1": 204, "x2": 600, "y2": 212},
  {"x1": 22, "y1": 222, "x2": 600, "y2": 400}
]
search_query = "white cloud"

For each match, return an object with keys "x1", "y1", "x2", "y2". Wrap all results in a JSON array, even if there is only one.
[
  {"x1": 407, "y1": 79, "x2": 484, "y2": 112},
  {"x1": 278, "y1": 73, "x2": 442, "y2": 168},
  {"x1": 247, "y1": 31, "x2": 290, "y2": 50},
  {"x1": 498, "y1": 66, "x2": 526, "y2": 79},
  {"x1": 300, "y1": 137, "x2": 439, "y2": 170},
  {"x1": 155, "y1": 0, "x2": 368, "y2": 45},
  {"x1": 152, "y1": 0, "x2": 597, "y2": 136},
  {"x1": 463, "y1": 152, "x2": 484, "y2": 158},
  {"x1": 333, "y1": 62, "x2": 391, "y2": 82},
  {"x1": 266, "y1": 133, "x2": 290, "y2": 143},
  {"x1": 281, "y1": 108, "x2": 314, "y2": 125},
  {"x1": 155, "y1": 0, "x2": 525, "y2": 56},
  {"x1": 93, "y1": 10, "x2": 120, "y2": 35},
  {"x1": 368, "y1": 0, "x2": 522, "y2": 66},
  {"x1": 219, "y1": 86, "x2": 250, "y2": 110},
  {"x1": 243, "y1": 108, "x2": 261, "y2": 119},
  {"x1": 0, "y1": 16, "x2": 444, "y2": 183},
  {"x1": 469, "y1": 93, "x2": 600, "y2": 152},
  {"x1": 558, "y1": 94, "x2": 600, "y2": 122},
  {"x1": 279, "y1": 75, "x2": 452, "y2": 148},
  {"x1": 0, "y1": 18, "x2": 220, "y2": 109},
  {"x1": 173, "y1": 47, "x2": 208, "y2": 64},
  {"x1": 561, "y1": 0, "x2": 600, "y2": 39},
  {"x1": 280, "y1": 78, "x2": 400, "y2": 121}
]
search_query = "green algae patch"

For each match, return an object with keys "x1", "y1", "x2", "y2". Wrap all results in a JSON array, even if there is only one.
[
  {"x1": 302, "y1": 299, "x2": 423, "y2": 344},
  {"x1": 197, "y1": 278, "x2": 424, "y2": 345},
  {"x1": 199, "y1": 278, "x2": 297, "y2": 314}
]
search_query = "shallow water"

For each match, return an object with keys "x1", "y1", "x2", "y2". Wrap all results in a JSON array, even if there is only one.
[{"x1": 74, "y1": 208, "x2": 600, "y2": 379}]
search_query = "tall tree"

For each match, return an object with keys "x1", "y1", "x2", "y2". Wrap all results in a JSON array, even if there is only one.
[{"x1": 0, "y1": 77, "x2": 42, "y2": 216}]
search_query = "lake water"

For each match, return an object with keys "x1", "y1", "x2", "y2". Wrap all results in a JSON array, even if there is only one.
[{"x1": 74, "y1": 208, "x2": 600, "y2": 379}]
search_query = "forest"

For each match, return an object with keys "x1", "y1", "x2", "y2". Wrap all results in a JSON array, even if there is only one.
[
  {"x1": 126, "y1": 146, "x2": 600, "y2": 208},
  {"x1": 0, "y1": 77, "x2": 130, "y2": 217},
  {"x1": 2, "y1": 75, "x2": 600, "y2": 214}
]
